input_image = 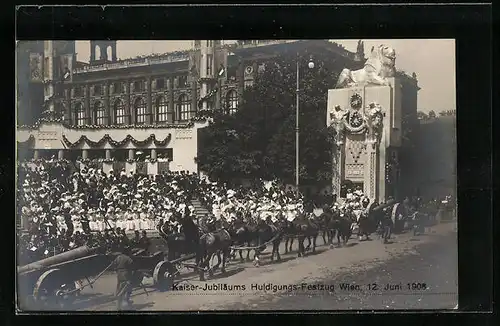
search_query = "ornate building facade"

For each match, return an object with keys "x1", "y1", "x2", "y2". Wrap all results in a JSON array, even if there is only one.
[{"x1": 17, "y1": 40, "x2": 416, "y2": 176}]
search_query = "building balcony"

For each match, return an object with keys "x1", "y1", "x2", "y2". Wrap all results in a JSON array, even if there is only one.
[{"x1": 16, "y1": 119, "x2": 209, "y2": 173}]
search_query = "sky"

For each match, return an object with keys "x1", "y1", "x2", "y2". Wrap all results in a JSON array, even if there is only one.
[{"x1": 75, "y1": 40, "x2": 456, "y2": 112}]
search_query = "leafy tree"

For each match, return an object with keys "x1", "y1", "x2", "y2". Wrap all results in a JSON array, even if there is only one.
[{"x1": 197, "y1": 49, "x2": 342, "y2": 184}]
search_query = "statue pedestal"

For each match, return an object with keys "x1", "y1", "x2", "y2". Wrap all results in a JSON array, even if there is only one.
[{"x1": 327, "y1": 78, "x2": 402, "y2": 204}]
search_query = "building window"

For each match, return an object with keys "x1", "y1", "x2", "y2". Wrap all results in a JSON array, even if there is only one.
[
  {"x1": 94, "y1": 85, "x2": 102, "y2": 96},
  {"x1": 178, "y1": 76, "x2": 187, "y2": 88},
  {"x1": 178, "y1": 94, "x2": 191, "y2": 121},
  {"x1": 133, "y1": 80, "x2": 144, "y2": 92},
  {"x1": 156, "y1": 96, "x2": 169, "y2": 123},
  {"x1": 226, "y1": 90, "x2": 238, "y2": 115},
  {"x1": 206, "y1": 54, "x2": 213, "y2": 76},
  {"x1": 93, "y1": 101, "x2": 106, "y2": 125},
  {"x1": 114, "y1": 99, "x2": 128, "y2": 125},
  {"x1": 134, "y1": 97, "x2": 147, "y2": 125},
  {"x1": 73, "y1": 86, "x2": 82, "y2": 97},
  {"x1": 156, "y1": 78, "x2": 165, "y2": 90},
  {"x1": 112, "y1": 82, "x2": 122, "y2": 94},
  {"x1": 74, "y1": 102, "x2": 86, "y2": 126}
]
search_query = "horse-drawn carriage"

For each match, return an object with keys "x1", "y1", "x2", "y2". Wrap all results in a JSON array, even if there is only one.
[{"x1": 17, "y1": 244, "x2": 171, "y2": 308}]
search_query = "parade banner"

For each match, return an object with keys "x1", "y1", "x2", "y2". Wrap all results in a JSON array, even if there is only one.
[
  {"x1": 215, "y1": 47, "x2": 228, "y2": 79},
  {"x1": 60, "y1": 54, "x2": 73, "y2": 81},
  {"x1": 29, "y1": 53, "x2": 43, "y2": 83}
]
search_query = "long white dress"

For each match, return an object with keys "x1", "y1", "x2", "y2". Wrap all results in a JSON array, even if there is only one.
[
  {"x1": 127, "y1": 215, "x2": 137, "y2": 231},
  {"x1": 96, "y1": 219, "x2": 104, "y2": 232},
  {"x1": 133, "y1": 213, "x2": 140, "y2": 230},
  {"x1": 54, "y1": 215, "x2": 64, "y2": 231},
  {"x1": 89, "y1": 219, "x2": 97, "y2": 231}
]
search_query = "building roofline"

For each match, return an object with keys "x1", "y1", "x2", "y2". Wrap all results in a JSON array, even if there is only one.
[{"x1": 74, "y1": 50, "x2": 191, "y2": 75}]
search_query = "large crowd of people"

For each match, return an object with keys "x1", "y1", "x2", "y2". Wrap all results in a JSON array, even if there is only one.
[
  {"x1": 16, "y1": 157, "x2": 453, "y2": 266},
  {"x1": 16, "y1": 158, "x2": 306, "y2": 264}
]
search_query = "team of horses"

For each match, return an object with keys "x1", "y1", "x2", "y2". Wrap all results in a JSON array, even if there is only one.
[{"x1": 156, "y1": 202, "x2": 392, "y2": 282}]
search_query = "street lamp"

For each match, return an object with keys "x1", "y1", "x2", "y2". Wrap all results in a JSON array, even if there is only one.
[{"x1": 295, "y1": 54, "x2": 315, "y2": 194}]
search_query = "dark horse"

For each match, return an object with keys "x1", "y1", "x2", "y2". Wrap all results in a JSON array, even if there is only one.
[
  {"x1": 357, "y1": 205, "x2": 377, "y2": 241},
  {"x1": 291, "y1": 213, "x2": 319, "y2": 257},
  {"x1": 196, "y1": 218, "x2": 233, "y2": 281},
  {"x1": 364, "y1": 202, "x2": 393, "y2": 243},
  {"x1": 232, "y1": 220, "x2": 259, "y2": 262},
  {"x1": 253, "y1": 218, "x2": 282, "y2": 267},
  {"x1": 326, "y1": 210, "x2": 353, "y2": 247},
  {"x1": 158, "y1": 216, "x2": 205, "y2": 279}
]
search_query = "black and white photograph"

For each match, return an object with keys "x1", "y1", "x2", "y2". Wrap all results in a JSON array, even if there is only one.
[{"x1": 15, "y1": 39, "x2": 458, "y2": 311}]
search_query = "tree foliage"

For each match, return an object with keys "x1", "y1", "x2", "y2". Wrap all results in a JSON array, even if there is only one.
[{"x1": 197, "y1": 50, "x2": 342, "y2": 184}]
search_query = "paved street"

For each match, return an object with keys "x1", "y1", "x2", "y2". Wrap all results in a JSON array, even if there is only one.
[{"x1": 67, "y1": 221, "x2": 457, "y2": 311}]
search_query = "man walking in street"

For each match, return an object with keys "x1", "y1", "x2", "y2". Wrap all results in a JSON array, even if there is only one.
[{"x1": 110, "y1": 246, "x2": 135, "y2": 310}]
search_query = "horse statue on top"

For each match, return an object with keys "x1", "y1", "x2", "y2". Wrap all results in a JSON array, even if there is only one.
[{"x1": 336, "y1": 44, "x2": 396, "y2": 88}]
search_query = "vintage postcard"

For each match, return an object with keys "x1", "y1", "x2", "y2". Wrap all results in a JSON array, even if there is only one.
[{"x1": 16, "y1": 39, "x2": 457, "y2": 311}]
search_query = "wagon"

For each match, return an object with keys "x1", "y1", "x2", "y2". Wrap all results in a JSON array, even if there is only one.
[{"x1": 17, "y1": 245, "x2": 172, "y2": 309}]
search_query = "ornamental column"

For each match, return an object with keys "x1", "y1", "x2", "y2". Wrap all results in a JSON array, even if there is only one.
[
  {"x1": 64, "y1": 88, "x2": 72, "y2": 124},
  {"x1": 104, "y1": 81, "x2": 111, "y2": 125},
  {"x1": 82, "y1": 149, "x2": 88, "y2": 160},
  {"x1": 84, "y1": 84, "x2": 91, "y2": 125},
  {"x1": 146, "y1": 77, "x2": 152, "y2": 124},
  {"x1": 191, "y1": 79, "x2": 197, "y2": 114},
  {"x1": 168, "y1": 78, "x2": 175, "y2": 122},
  {"x1": 151, "y1": 148, "x2": 157, "y2": 159},
  {"x1": 128, "y1": 149, "x2": 134, "y2": 160},
  {"x1": 363, "y1": 140, "x2": 379, "y2": 203},
  {"x1": 126, "y1": 80, "x2": 132, "y2": 124},
  {"x1": 105, "y1": 149, "x2": 111, "y2": 160},
  {"x1": 58, "y1": 150, "x2": 64, "y2": 160},
  {"x1": 332, "y1": 141, "x2": 345, "y2": 202},
  {"x1": 33, "y1": 150, "x2": 39, "y2": 160}
]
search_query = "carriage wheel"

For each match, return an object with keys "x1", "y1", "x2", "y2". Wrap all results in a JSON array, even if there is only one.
[
  {"x1": 33, "y1": 269, "x2": 64, "y2": 307},
  {"x1": 153, "y1": 261, "x2": 175, "y2": 291}
]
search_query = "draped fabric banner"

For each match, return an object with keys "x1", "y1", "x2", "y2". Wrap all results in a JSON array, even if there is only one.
[
  {"x1": 62, "y1": 133, "x2": 172, "y2": 149},
  {"x1": 29, "y1": 53, "x2": 43, "y2": 83}
]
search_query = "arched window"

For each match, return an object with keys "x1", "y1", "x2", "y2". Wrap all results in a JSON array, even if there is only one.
[
  {"x1": 114, "y1": 99, "x2": 128, "y2": 125},
  {"x1": 107, "y1": 46, "x2": 112, "y2": 61},
  {"x1": 74, "y1": 102, "x2": 86, "y2": 126},
  {"x1": 95, "y1": 45, "x2": 101, "y2": 60},
  {"x1": 93, "y1": 101, "x2": 106, "y2": 125},
  {"x1": 134, "y1": 97, "x2": 147, "y2": 125},
  {"x1": 177, "y1": 94, "x2": 191, "y2": 121},
  {"x1": 226, "y1": 90, "x2": 239, "y2": 115},
  {"x1": 156, "y1": 96, "x2": 169, "y2": 123}
]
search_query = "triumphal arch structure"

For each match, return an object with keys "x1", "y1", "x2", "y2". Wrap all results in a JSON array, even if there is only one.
[{"x1": 327, "y1": 44, "x2": 405, "y2": 203}]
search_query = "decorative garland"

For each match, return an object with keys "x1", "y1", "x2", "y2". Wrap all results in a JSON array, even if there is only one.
[
  {"x1": 191, "y1": 109, "x2": 215, "y2": 122},
  {"x1": 62, "y1": 133, "x2": 172, "y2": 149},
  {"x1": 79, "y1": 158, "x2": 115, "y2": 164},
  {"x1": 18, "y1": 117, "x2": 197, "y2": 130}
]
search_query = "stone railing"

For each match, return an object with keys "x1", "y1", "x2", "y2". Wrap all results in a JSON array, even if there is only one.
[{"x1": 74, "y1": 53, "x2": 190, "y2": 74}]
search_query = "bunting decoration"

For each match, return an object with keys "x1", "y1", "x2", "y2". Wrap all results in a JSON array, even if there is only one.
[
  {"x1": 18, "y1": 118, "x2": 198, "y2": 131},
  {"x1": 62, "y1": 133, "x2": 172, "y2": 149}
]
